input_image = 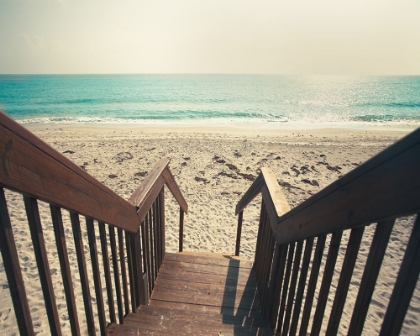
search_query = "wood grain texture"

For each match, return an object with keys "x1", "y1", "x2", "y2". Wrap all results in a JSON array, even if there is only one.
[
  {"x1": 161, "y1": 167, "x2": 188, "y2": 213},
  {"x1": 0, "y1": 188, "x2": 34, "y2": 336},
  {"x1": 0, "y1": 111, "x2": 139, "y2": 232}
]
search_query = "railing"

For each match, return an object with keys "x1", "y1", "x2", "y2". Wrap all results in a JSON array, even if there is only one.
[
  {"x1": 0, "y1": 111, "x2": 187, "y2": 335},
  {"x1": 235, "y1": 128, "x2": 420, "y2": 335}
]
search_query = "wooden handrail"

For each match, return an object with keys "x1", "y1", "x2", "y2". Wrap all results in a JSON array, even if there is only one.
[
  {"x1": 129, "y1": 158, "x2": 188, "y2": 222},
  {"x1": 235, "y1": 168, "x2": 291, "y2": 223},
  {"x1": 0, "y1": 111, "x2": 139, "y2": 232},
  {"x1": 274, "y1": 127, "x2": 420, "y2": 245},
  {"x1": 236, "y1": 128, "x2": 420, "y2": 246}
]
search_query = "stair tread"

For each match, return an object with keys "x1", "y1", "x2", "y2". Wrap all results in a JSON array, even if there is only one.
[
  {"x1": 106, "y1": 323, "x2": 140, "y2": 336},
  {"x1": 131, "y1": 308, "x2": 270, "y2": 327}
]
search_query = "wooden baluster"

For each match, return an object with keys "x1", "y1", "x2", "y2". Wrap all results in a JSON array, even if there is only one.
[
  {"x1": 50, "y1": 205, "x2": 80, "y2": 336},
  {"x1": 23, "y1": 196, "x2": 62, "y2": 336},
  {"x1": 348, "y1": 220, "x2": 395, "y2": 336},
  {"x1": 179, "y1": 208, "x2": 184, "y2": 252},
  {"x1": 299, "y1": 234, "x2": 327, "y2": 336},
  {"x1": 0, "y1": 189, "x2": 34, "y2": 336},
  {"x1": 159, "y1": 188, "x2": 165, "y2": 266},
  {"x1": 326, "y1": 227, "x2": 364, "y2": 335},
  {"x1": 86, "y1": 217, "x2": 106, "y2": 336},
  {"x1": 270, "y1": 244, "x2": 288, "y2": 329},
  {"x1": 311, "y1": 231, "x2": 343, "y2": 336},
  {"x1": 153, "y1": 201, "x2": 159, "y2": 280},
  {"x1": 261, "y1": 222, "x2": 275, "y2": 310},
  {"x1": 125, "y1": 229, "x2": 136, "y2": 312},
  {"x1": 70, "y1": 212, "x2": 96, "y2": 335},
  {"x1": 148, "y1": 208, "x2": 155, "y2": 290},
  {"x1": 130, "y1": 228, "x2": 145, "y2": 307},
  {"x1": 110, "y1": 226, "x2": 123, "y2": 323},
  {"x1": 380, "y1": 215, "x2": 420, "y2": 336},
  {"x1": 235, "y1": 210, "x2": 243, "y2": 256},
  {"x1": 118, "y1": 228, "x2": 130, "y2": 315},
  {"x1": 143, "y1": 213, "x2": 152, "y2": 295},
  {"x1": 289, "y1": 237, "x2": 314, "y2": 335},
  {"x1": 282, "y1": 240, "x2": 304, "y2": 336},
  {"x1": 99, "y1": 222, "x2": 116, "y2": 323},
  {"x1": 276, "y1": 242, "x2": 295, "y2": 333},
  {"x1": 155, "y1": 193, "x2": 162, "y2": 271}
]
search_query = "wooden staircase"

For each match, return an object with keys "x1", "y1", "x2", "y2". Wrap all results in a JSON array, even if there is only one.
[{"x1": 107, "y1": 252, "x2": 274, "y2": 335}]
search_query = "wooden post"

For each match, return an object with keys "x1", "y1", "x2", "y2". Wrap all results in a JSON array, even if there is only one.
[
  {"x1": 130, "y1": 228, "x2": 146, "y2": 306},
  {"x1": 179, "y1": 208, "x2": 184, "y2": 252},
  {"x1": 235, "y1": 210, "x2": 243, "y2": 256}
]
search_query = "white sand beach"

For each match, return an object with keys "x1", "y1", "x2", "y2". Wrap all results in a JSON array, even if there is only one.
[{"x1": 0, "y1": 125, "x2": 418, "y2": 335}]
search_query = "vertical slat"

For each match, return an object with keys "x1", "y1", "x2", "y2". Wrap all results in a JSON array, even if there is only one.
[
  {"x1": 155, "y1": 194, "x2": 162, "y2": 271},
  {"x1": 118, "y1": 228, "x2": 130, "y2": 315},
  {"x1": 110, "y1": 226, "x2": 123, "y2": 323},
  {"x1": 70, "y1": 211, "x2": 96, "y2": 335},
  {"x1": 348, "y1": 219, "x2": 395, "y2": 336},
  {"x1": 148, "y1": 208, "x2": 155, "y2": 289},
  {"x1": 289, "y1": 237, "x2": 314, "y2": 336},
  {"x1": 299, "y1": 234, "x2": 327, "y2": 336},
  {"x1": 282, "y1": 240, "x2": 304, "y2": 336},
  {"x1": 142, "y1": 214, "x2": 153, "y2": 295},
  {"x1": 153, "y1": 200, "x2": 159, "y2": 279},
  {"x1": 277, "y1": 242, "x2": 295, "y2": 333},
  {"x1": 266, "y1": 243, "x2": 281, "y2": 318},
  {"x1": 99, "y1": 222, "x2": 116, "y2": 323},
  {"x1": 130, "y1": 228, "x2": 145, "y2": 307},
  {"x1": 50, "y1": 205, "x2": 80, "y2": 336},
  {"x1": 23, "y1": 196, "x2": 62, "y2": 336},
  {"x1": 0, "y1": 188, "x2": 34, "y2": 336},
  {"x1": 160, "y1": 188, "x2": 165, "y2": 262},
  {"x1": 86, "y1": 217, "x2": 107, "y2": 336},
  {"x1": 270, "y1": 244, "x2": 288, "y2": 328},
  {"x1": 179, "y1": 208, "x2": 184, "y2": 252},
  {"x1": 310, "y1": 231, "x2": 343, "y2": 336},
  {"x1": 380, "y1": 215, "x2": 420, "y2": 336},
  {"x1": 262, "y1": 226, "x2": 275, "y2": 310},
  {"x1": 256, "y1": 211, "x2": 268, "y2": 300},
  {"x1": 326, "y1": 227, "x2": 364, "y2": 335},
  {"x1": 235, "y1": 210, "x2": 244, "y2": 256},
  {"x1": 125, "y1": 230, "x2": 136, "y2": 313}
]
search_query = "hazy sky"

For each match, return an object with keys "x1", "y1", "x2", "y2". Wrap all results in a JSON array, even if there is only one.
[{"x1": 1, "y1": 0, "x2": 419, "y2": 75}]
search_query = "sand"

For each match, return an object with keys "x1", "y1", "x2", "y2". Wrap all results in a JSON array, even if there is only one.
[{"x1": 0, "y1": 124, "x2": 419, "y2": 335}]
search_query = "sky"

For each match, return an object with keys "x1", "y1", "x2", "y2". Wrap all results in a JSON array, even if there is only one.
[{"x1": 0, "y1": 0, "x2": 419, "y2": 75}]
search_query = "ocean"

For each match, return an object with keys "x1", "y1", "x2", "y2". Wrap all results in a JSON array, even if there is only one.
[{"x1": 0, "y1": 74, "x2": 419, "y2": 129}]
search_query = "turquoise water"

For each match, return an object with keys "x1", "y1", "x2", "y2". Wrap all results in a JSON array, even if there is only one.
[{"x1": 0, "y1": 74, "x2": 419, "y2": 128}]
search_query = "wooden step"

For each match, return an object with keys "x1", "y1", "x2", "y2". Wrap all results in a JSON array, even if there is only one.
[
  {"x1": 135, "y1": 306, "x2": 270, "y2": 328},
  {"x1": 106, "y1": 323, "x2": 140, "y2": 336},
  {"x1": 123, "y1": 313, "x2": 274, "y2": 335}
]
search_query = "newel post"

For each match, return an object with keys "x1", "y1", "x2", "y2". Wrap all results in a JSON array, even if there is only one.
[{"x1": 235, "y1": 210, "x2": 244, "y2": 256}]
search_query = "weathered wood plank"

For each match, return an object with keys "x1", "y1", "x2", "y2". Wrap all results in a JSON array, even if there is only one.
[
  {"x1": 0, "y1": 188, "x2": 34, "y2": 336},
  {"x1": 99, "y1": 222, "x2": 116, "y2": 323},
  {"x1": 326, "y1": 227, "x2": 364, "y2": 335},
  {"x1": 70, "y1": 211, "x2": 96, "y2": 335},
  {"x1": 380, "y1": 215, "x2": 420, "y2": 336},
  {"x1": 274, "y1": 128, "x2": 420, "y2": 245},
  {"x1": 161, "y1": 166, "x2": 188, "y2": 214},
  {"x1": 164, "y1": 252, "x2": 253, "y2": 269},
  {"x1": 128, "y1": 159, "x2": 169, "y2": 207},
  {"x1": 23, "y1": 196, "x2": 62, "y2": 336},
  {"x1": 348, "y1": 220, "x2": 394, "y2": 336},
  {"x1": 50, "y1": 205, "x2": 80, "y2": 336},
  {"x1": 298, "y1": 234, "x2": 327, "y2": 336},
  {"x1": 109, "y1": 226, "x2": 124, "y2": 324},
  {"x1": 118, "y1": 228, "x2": 130, "y2": 315},
  {"x1": 86, "y1": 217, "x2": 106, "y2": 336},
  {"x1": 0, "y1": 111, "x2": 139, "y2": 232},
  {"x1": 148, "y1": 300, "x2": 261, "y2": 317},
  {"x1": 310, "y1": 231, "x2": 343, "y2": 336},
  {"x1": 289, "y1": 237, "x2": 314, "y2": 335}
]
